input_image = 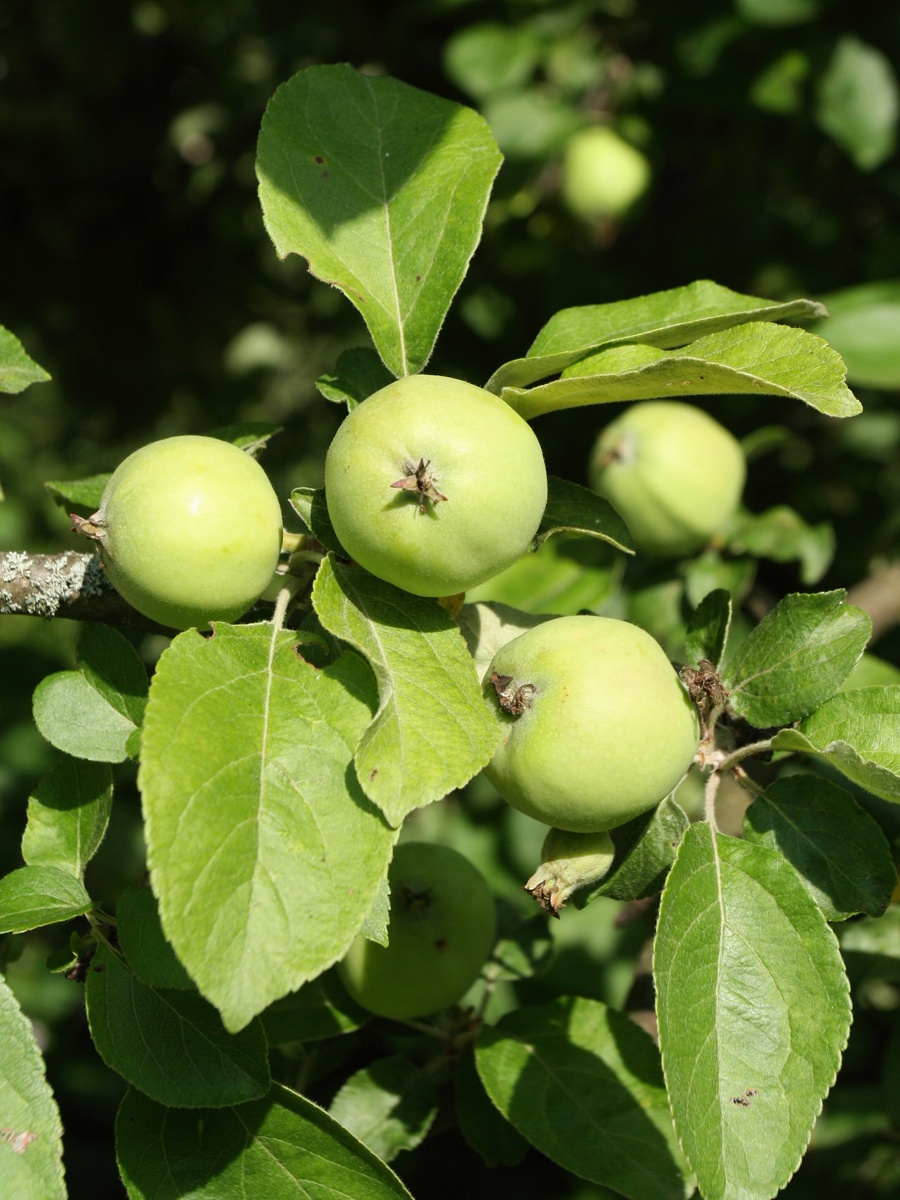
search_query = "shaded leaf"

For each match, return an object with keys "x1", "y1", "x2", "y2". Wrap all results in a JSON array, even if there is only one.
[
  {"x1": 316, "y1": 347, "x2": 395, "y2": 410},
  {"x1": 499, "y1": 324, "x2": 859, "y2": 421},
  {"x1": 772, "y1": 686, "x2": 900, "y2": 803},
  {"x1": 116, "y1": 1083, "x2": 414, "y2": 1199},
  {"x1": 116, "y1": 886, "x2": 194, "y2": 991},
  {"x1": 486, "y1": 280, "x2": 826, "y2": 393},
  {"x1": 312, "y1": 556, "x2": 499, "y2": 826},
  {"x1": 139, "y1": 623, "x2": 396, "y2": 1031},
  {"x1": 684, "y1": 588, "x2": 732, "y2": 669},
  {"x1": 476, "y1": 996, "x2": 688, "y2": 1200},
  {"x1": 257, "y1": 64, "x2": 502, "y2": 377},
  {"x1": 813, "y1": 280, "x2": 900, "y2": 390},
  {"x1": 260, "y1": 972, "x2": 369, "y2": 1046},
  {"x1": 724, "y1": 590, "x2": 871, "y2": 727},
  {"x1": 328, "y1": 1054, "x2": 440, "y2": 1163},
  {"x1": 86, "y1": 943, "x2": 270, "y2": 1108},
  {"x1": 22, "y1": 755, "x2": 112, "y2": 879},
  {"x1": 455, "y1": 1046, "x2": 528, "y2": 1168},
  {"x1": 655, "y1": 823, "x2": 851, "y2": 1200},
  {"x1": 0, "y1": 975, "x2": 64, "y2": 1199},
  {"x1": 0, "y1": 325, "x2": 50, "y2": 394},
  {"x1": 535, "y1": 475, "x2": 634, "y2": 553},
  {"x1": 574, "y1": 797, "x2": 690, "y2": 907},
  {"x1": 0, "y1": 865, "x2": 93, "y2": 933},
  {"x1": 456, "y1": 600, "x2": 552, "y2": 683},
  {"x1": 289, "y1": 486, "x2": 343, "y2": 552},
  {"x1": 743, "y1": 775, "x2": 896, "y2": 920},
  {"x1": 488, "y1": 903, "x2": 554, "y2": 981}
]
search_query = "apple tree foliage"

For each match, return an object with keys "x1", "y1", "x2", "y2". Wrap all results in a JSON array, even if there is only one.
[{"x1": 1, "y1": 61, "x2": 898, "y2": 1200}]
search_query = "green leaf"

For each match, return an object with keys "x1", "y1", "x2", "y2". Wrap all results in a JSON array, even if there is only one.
[
  {"x1": 316, "y1": 347, "x2": 395, "y2": 410},
  {"x1": 116, "y1": 1083, "x2": 414, "y2": 1199},
  {"x1": 86, "y1": 943, "x2": 269, "y2": 1108},
  {"x1": 476, "y1": 996, "x2": 688, "y2": 1200},
  {"x1": 726, "y1": 506, "x2": 834, "y2": 585},
  {"x1": 0, "y1": 865, "x2": 93, "y2": 933},
  {"x1": 743, "y1": 776, "x2": 896, "y2": 920},
  {"x1": 724, "y1": 590, "x2": 871, "y2": 727},
  {"x1": 455, "y1": 1046, "x2": 528, "y2": 1168},
  {"x1": 0, "y1": 974, "x2": 65, "y2": 1199},
  {"x1": 116, "y1": 886, "x2": 194, "y2": 991},
  {"x1": 815, "y1": 36, "x2": 898, "y2": 170},
  {"x1": 654, "y1": 823, "x2": 851, "y2": 1200},
  {"x1": 44, "y1": 473, "x2": 109, "y2": 512},
  {"x1": 312, "y1": 557, "x2": 499, "y2": 826},
  {"x1": 465, "y1": 538, "x2": 622, "y2": 618},
  {"x1": 289, "y1": 486, "x2": 343, "y2": 553},
  {"x1": 260, "y1": 972, "x2": 368, "y2": 1045},
  {"x1": 32, "y1": 625, "x2": 148, "y2": 764},
  {"x1": 573, "y1": 797, "x2": 690, "y2": 907},
  {"x1": 21, "y1": 755, "x2": 112, "y2": 880},
  {"x1": 499, "y1": 324, "x2": 859, "y2": 421},
  {"x1": 139, "y1": 622, "x2": 396, "y2": 1031},
  {"x1": 684, "y1": 588, "x2": 732, "y2": 669},
  {"x1": 486, "y1": 280, "x2": 827, "y2": 393},
  {"x1": 0, "y1": 325, "x2": 51, "y2": 394},
  {"x1": 257, "y1": 64, "x2": 502, "y2": 377},
  {"x1": 535, "y1": 475, "x2": 634, "y2": 553},
  {"x1": 738, "y1": 0, "x2": 819, "y2": 25},
  {"x1": 772, "y1": 686, "x2": 900, "y2": 803},
  {"x1": 841, "y1": 652, "x2": 900, "y2": 690},
  {"x1": 328, "y1": 1054, "x2": 440, "y2": 1163}
]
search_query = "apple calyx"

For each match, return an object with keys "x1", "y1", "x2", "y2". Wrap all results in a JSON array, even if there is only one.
[
  {"x1": 488, "y1": 670, "x2": 536, "y2": 716},
  {"x1": 390, "y1": 458, "x2": 448, "y2": 513},
  {"x1": 524, "y1": 827, "x2": 616, "y2": 916}
]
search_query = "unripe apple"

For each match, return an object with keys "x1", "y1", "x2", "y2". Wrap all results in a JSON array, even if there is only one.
[
  {"x1": 323, "y1": 375, "x2": 548, "y2": 597},
  {"x1": 483, "y1": 615, "x2": 699, "y2": 833},
  {"x1": 589, "y1": 401, "x2": 746, "y2": 557},
  {"x1": 337, "y1": 842, "x2": 496, "y2": 1020},
  {"x1": 74, "y1": 435, "x2": 283, "y2": 629},
  {"x1": 562, "y1": 127, "x2": 651, "y2": 221}
]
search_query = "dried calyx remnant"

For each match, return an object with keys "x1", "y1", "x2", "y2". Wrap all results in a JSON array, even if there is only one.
[
  {"x1": 488, "y1": 670, "x2": 536, "y2": 716},
  {"x1": 390, "y1": 458, "x2": 448, "y2": 513}
]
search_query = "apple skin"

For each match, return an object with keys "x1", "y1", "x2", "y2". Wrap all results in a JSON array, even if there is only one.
[
  {"x1": 562, "y1": 127, "x2": 651, "y2": 221},
  {"x1": 483, "y1": 615, "x2": 699, "y2": 833},
  {"x1": 324, "y1": 375, "x2": 547, "y2": 597},
  {"x1": 589, "y1": 401, "x2": 746, "y2": 557},
  {"x1": 337, "y1": 842, "x2": 496, "y2": 1021},
  {"x1": 91, "y1": 435, "x2": 283, "y2": 629}
]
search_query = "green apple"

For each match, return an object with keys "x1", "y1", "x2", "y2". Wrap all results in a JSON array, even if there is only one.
[
  {"x1": 562, "y1": 126, "x2": 651, "y2": 221},
  {"x1": 75, "y1": 435, "x2": 283, "y2": 629},
  {"x1": 589, "y1": 401, "x2": 746, "y2": 557},
  {"x1": 323, "y1": 375, "x2": 547, "y2": 597},
  {"x1": 337, "y1": 842, "x2": 496, "y2": 1020},
  {"x1": 483, "y1": 615, "x2": 700, "y2": 833}
]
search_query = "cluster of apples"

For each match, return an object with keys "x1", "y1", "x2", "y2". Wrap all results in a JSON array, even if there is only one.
[{"x1": 75, "y1": 376, "x2": 746, "y2": 1019}]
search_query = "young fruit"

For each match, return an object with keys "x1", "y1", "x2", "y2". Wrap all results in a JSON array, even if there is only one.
[
  {"x1": 483, "y1": 615, "x2": 699, "y2": 833},
  {"x1": 337, "y1": 842, "x2": 496, "y2": 1021},
  {"x1": 589, "y1": 401, "x2": 746, "y2": 557},
  {"x1": 74, "y1": 435, "x2": 283, "y2": 629},
  {"x1": 324, "y1": 375, "x2": 547, "y2": 597},
  {"x1": 562, "y1": 126, "x2": 651, "y2": 222}
]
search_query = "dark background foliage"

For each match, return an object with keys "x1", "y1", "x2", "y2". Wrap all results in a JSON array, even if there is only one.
[{"x1": 1, "y1": 1, "x2": 898, "y2": 1196}]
